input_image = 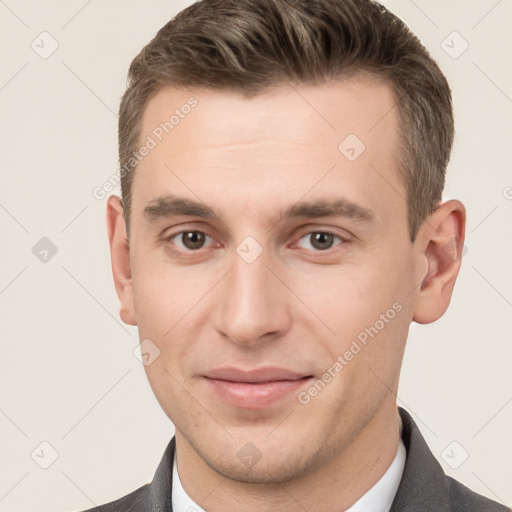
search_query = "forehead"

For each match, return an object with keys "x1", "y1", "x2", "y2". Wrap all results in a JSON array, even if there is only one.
[
  {"x1": 131, "y1": 78, "x2": 404, "y2": 229},
  {"x1": 141, "y1": 76, "x2": 398, "y2": 150}
]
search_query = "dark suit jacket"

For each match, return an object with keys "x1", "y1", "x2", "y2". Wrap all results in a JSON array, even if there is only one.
[{"x1": 82, "y1": 407, "x2": 510, "y2": 511}]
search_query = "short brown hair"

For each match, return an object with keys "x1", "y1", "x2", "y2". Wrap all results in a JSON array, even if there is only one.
[{"x1": 118, "y1": 0, "x2": 454, "y2": 241}]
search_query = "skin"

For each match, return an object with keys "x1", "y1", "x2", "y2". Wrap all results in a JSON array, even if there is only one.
[{"x1": 107, "y1": 77, "x2": 465, "y2": 511}]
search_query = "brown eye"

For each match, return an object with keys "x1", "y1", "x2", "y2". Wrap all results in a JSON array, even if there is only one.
[
  {"x1": 310, "y1": 232, "x2": 335, "y2": 250},
  {"x1": 296, "y1": 231, "x2": 344, "y2": 251},
  {"x1": 163, "y1": 228, "x2": 218, "y2": 257},
  {"x1": 180, "y1": 231, "x2": 207, "y2": 250}
]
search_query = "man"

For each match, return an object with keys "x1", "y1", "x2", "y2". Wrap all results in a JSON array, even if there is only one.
[{"x1": 85, "y1": 0, "x2": 509, "y2": 510}]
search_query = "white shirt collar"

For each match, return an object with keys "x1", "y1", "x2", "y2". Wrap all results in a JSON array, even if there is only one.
[
  {"x1": 345, "y1": 438, "x2": 406, "y2": 512},
  {"x1": 172, "y1": 438, "x2": 406, "y2": 512},
  {"x1": 172, "y1": 452, "x2": 207, "y2": 512}
]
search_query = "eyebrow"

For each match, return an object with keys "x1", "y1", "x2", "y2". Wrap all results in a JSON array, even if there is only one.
[
  {"x1": 143, "y1": 194, "x2": 374, "y2": 225},
  {"x1": 144, "y1": 195, "x2": 221, "y2": 221},
  {"x1": 280, "y1": 199, "x2": 374, "y2": 223}
]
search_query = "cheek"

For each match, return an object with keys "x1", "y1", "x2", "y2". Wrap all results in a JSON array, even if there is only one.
[
  {"x1": 288, "y1": 252, "x2": 411, "y2": 364},
  {"x1": 131, "y1": 255, "x2": 206, "y2": 337},
  {"x1": 288, "y1": 264, "x2": 390, "y2": 329},
  {"x1": 131, "y1": 262, "x2": 213, "y2": 371}
]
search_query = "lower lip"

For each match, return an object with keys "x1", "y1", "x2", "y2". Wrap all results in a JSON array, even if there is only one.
[{"x1": 205, "y1": 377, "x2": 312, "y2": 408}]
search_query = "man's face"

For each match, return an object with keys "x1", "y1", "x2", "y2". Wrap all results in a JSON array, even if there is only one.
[{"x1": 124, "y1": 78, "x2": 423, "y2": 482}]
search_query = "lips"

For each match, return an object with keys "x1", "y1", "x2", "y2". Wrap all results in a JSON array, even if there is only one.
[{"x1": 203, "y1": 366, "x2": 312, "y2": 408}]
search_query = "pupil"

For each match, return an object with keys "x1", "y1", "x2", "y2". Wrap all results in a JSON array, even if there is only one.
[
  {"x1": 312, "y1": 232, "x2": 333, "y2": 250},
  {"x1": 183, "y1": 231, "x2": 205, "y2": 249}
]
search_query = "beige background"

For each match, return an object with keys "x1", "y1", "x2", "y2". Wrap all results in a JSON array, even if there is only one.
[{"x1": 0, "y1": 1, "x2": 511, "y2": 511}]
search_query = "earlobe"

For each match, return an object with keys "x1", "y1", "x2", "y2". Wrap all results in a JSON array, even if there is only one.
[
  {"x1": 412, "y1": 200, "x2": 466, "y2": 324},
  {"x1": 106, "y1": 195, "x2": 137, "y2": 326}
]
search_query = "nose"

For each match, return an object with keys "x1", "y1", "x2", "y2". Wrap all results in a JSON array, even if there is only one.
[{"x1": 212, "y1": 247, "x2": 292, "y2": 348}]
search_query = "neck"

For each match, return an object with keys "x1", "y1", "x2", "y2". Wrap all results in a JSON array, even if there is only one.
[{"x1": 175, "y1": 402, "x2": 402, "y2": 512}]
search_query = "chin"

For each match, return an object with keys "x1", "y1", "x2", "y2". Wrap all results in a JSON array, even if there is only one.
[
  {"x1": 210, "y1": 452, "x2": 312, "y2": 484},
  {"x1": 193, "y1": 433, "x2": 325, "y2": 485}
]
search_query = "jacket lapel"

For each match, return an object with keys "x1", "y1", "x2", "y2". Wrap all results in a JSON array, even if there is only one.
[
  {"x1": 390, "y1": 407, "x2": 451, "y2": 511},
  {"x1": 146, "y1": 437, "x2": 175, "y2": 512}
]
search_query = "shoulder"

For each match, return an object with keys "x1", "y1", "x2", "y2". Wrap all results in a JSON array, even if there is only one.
[
  {"x1": 73, "y1": 438, "x2": 175, "y2": 512},
  {"x1": 78, "y1": 483, "x2": 150, "y2": 512},
  {"x1": 394, "y1": 408, "x2": 510, "y2": 511},
  {"x1": 446, "y1": 476, "x2": 511, "y2": 512}
]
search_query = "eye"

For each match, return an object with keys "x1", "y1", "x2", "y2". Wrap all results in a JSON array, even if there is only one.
[
  {"x1": 167, "y1": 230, "x2": 215, "y2": 251},
  {"x1": 296, "y1": 231, "x2": 344, "y2": 251}
]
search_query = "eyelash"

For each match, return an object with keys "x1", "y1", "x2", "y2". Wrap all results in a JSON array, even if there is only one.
[
  {"x1": 294, "y1": 231, "x2": 346, "y2": 251},
  {"x1": 163, "y1": 229, "x2": 218, "y2": 253},
  {"x1": 162, "y1": 228, "x2": 348, "y2": 255}
]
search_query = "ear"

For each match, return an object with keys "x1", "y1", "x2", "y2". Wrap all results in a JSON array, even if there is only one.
[
  {"x1": 106, "y1": 195, "x2": 137, "y2": 326},
  {"x1": 412, "y1": 199, "x2": 466, "y2": 324}
]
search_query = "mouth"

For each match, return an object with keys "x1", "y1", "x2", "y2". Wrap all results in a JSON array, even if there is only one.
[{"x1": 203, "y1": 366, "x2": 313, "y2": 408}]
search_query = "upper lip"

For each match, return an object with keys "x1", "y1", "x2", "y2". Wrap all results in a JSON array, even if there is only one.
[{"x1": 204, "y1": 366, "x2": 311, "y2": 383}]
